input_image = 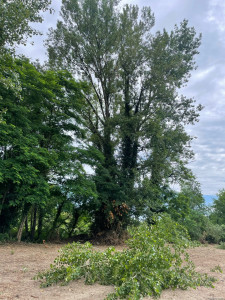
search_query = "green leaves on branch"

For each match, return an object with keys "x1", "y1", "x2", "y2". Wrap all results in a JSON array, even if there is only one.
[
  {"x1": 36, "y1": 215, "x2": 214, "y2": 299},
  {"x1": 0, "y1": 0, "x2": 52, "y2": 48},
  {"x1": 47, "y1": 0, "x2": 203, "y2": 229},
  {"x1": 0, "y1": 57, "x2": 97, "y2": 238}
]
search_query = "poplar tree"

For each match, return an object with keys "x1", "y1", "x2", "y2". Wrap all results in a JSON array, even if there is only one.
[{"x1": 47, "y1": 0, "x2": 202, "y2": 231}]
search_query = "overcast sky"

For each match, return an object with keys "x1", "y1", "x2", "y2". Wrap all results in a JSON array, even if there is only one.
[{"x1": 16, "y1": 0, "x2": 225, "y2": 195}]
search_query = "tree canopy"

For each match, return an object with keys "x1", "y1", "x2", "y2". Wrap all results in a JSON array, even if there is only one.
[
  {"x1": 0, "y1": 0, "x2": 215, "y2": 243},
  {"x1": 0, "y1": 57, "x2": 97, "y2": 240},
  {"x1": 0, "y1": 0, "x2": 51, "y2": 48},
  {"x1": 47, "y1": 0, "x2": 202, "y2": 231}
]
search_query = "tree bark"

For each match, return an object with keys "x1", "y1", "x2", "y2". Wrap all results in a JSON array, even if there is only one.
[
  {"x1": 25, "y1": 217, "x2": 29, "y2": 237},
  {"x1": 37, "y1": 206, "x2": 44, "y2": 240},
  {"x1": 30, "y1": 205, "x2": 37, "y2": 241},
  {"x1": 17, "y1": 215, "x2": 27, "y2": 243},
  {"x1": 0, "y1": 186, "x2": 9, "y2": 216},
  {"x1": 48, "y1": 201, "x2": 65, "y2": 240},
  {"x1": 17, "y1": 204, "x2": 31, "y2": 242},
  {"x1": 68, "y1": 208, "x2": 80, "y2": 238}
]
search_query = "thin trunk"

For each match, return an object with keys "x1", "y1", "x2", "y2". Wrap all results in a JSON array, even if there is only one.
[
  {"x1": 68, "y1": 209, "x2": 80, "y2": 238},
  {"x1": 48, "y1": 201, "x2": 65, "y2": 239},
  {"x1": 17, "y1": 215, "x2": 27, "y2": 243},
  {"x1": 30, "y1": 205, "x2": 37, "y2": 241},
  {"x1": 17, "y1": 204, "x2": 31, "y2": 242},
  {"x1": 30, "y1": 208, "x2": 33, "y2": 236},
  {"x1": 0, "y1": 187, "x2": 9, "y2": 216},
  {"x1": 25, "y1": 218, "x2": 29, "y2": 237},
  {"x1": 37, "y1": 207, "x2": 44, "y2": 240}
]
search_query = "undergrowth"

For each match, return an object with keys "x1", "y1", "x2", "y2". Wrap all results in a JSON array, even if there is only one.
[
  {"x1": 36, "y1": 215, "x2": 214, "y2": 299},
  {"x1": 217, "y1": 242, "x2": 225, "y2": 249}
]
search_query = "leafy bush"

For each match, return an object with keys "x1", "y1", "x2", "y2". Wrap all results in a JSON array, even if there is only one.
[
  {"x1": 203, "y1": 222, "x2": 225, "y2": 244},
  {"x1": 73, "y1": 213, "x2": 92, "y2": 236},
  {"x1": 36, "y1": 215, "x2": 213, "y2": 299},
  {"x1": 180, "y1": 212, "x2": 225, "y2": 244},
  {"x1": 217, "y1": 242, "x2": 225, "y2": 250},
  {"x1": 181, "y1": 212, "x2": 208, "y2": 241},
  {"x1": 0, "y1": 233, "x2": 9, "y2": 242}
]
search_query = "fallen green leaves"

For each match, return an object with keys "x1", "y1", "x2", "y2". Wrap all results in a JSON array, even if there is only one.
[{"x1": 36, "y1": 215, "x2": 214, "y2": 299}]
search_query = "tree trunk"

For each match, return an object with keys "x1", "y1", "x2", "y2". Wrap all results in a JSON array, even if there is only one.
[
  {"x1": 0, "y1": 186, "x2": 9, "y2": 216},
  {"x1": 68, "y1": 208, "x2": 80, "y2": 238},
  {"x1": 25, "y1": 217, "x2": 29, "y2": 237},
  {"x1": 37, "y1": 206, "x2": 44, "y2": 240},
  {"x1": 48, "y1": 201, "x2": 65, "y2": 240},
  {"x1": 30, "y1": 205, "x2": 37, "y2": 241},
  {"x1": 17, "y1": 215, "x2": 27, "y2": 243},
  {"x1": 17, "y1": 204, "x2": 31, "y2": 242}
]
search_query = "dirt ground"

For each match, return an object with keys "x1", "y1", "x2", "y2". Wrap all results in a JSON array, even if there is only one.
[{"x1": 0, "y1": 243, "x2": 225, "y2": 300}]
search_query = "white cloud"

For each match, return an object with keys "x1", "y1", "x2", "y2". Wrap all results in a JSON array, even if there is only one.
[
  {"x1": 207, "y1": 0, "x2": 225, "y2": 32},
  {"x1": 193, "y1": 66, "x2": 215, "y2": 81},
  {"x1": 187, "y1": 116, "x2": 225, "y2": 194}
]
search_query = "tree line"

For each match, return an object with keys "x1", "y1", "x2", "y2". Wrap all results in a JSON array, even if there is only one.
[{"x1": 0, "y1": 0, "x2": 223, "y2": 243}]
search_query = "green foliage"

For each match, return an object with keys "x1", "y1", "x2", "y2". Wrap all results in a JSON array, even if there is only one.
[
  {"x1": 0, "y1": 0, "x2": 52, "y2": 98},
  {"x1": 0, "y1": 57, "x2": 98, "y2": 240},
  {"x1": 168, "y1": 193, "x2": 191, "y2": 222},
  {"x1": 0, "y1": 0, "x2": 212, "y2": 244},
  {"x1": 174, "y1": 205, "x2": 225, "y2": 244},
  {"x1": 0, "y1": 233, "x2": 9, "y2": 242},
  {"x1": 130, "y1": 178, "x2": 169, "y2": 222},
  {"x1": 73, "y1": 213, "x2": 92, "y2": 236},
  {"x1": 166, "y1": 181, "x2": 211, "y2": 242},
  {"x1": 210, "y1": 189, "x2": 225, "y2": 225},
  {"x1": 183, "y1": 214, "x2": 225, "y2": 244},
  {"x1": 47, "y1": 0, "x2": 202, "y2": 230},
  {"x1": 203, "y1": 222, "x2": 225, "y2": 244},
  {"x1": 36, "y1": 216, "x2": 213, "y2": 299},
  {"x1": 217, "y1": 242, "x2": 225, "y2": 250},
  {"x1": 181, "y1": 212, "x2": 207, "y2": 241},
  {"x1": 0, "y1": 0, "x2": 51, "y2": 48}
]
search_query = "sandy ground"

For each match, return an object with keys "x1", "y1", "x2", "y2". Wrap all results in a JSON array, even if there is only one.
[{"x1": 0, "y1": 243, "x2": 225, "y2": 300}]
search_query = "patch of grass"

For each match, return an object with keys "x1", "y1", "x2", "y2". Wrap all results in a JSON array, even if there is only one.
[
  {"x1": 21, "y1": 266, "x2": 28, "y2": 273},
  {"x1": 211, "y1": 265, "x2": 223, "y2": 273}
]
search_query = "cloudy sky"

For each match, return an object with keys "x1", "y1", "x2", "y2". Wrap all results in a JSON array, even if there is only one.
[{"x1": 16, "y1": 0, "x2": 225, "y2": 195}]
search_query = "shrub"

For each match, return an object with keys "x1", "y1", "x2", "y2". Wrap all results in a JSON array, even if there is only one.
[
  {"x1": 203, "y1": 222, "x2": 225, "y2": 244},
  {"x1": 36, "y1": 215, "x2": 214, "y2": 299},
  {"x1": 181, "y1": 213, "x2": 225, "y2": 244},
  {"x1": 181, "y1": 212, "x2": 208, "y2": 241},
  {"x1": 0, "y1": 233, "x2": 9, "y2": 242},
  {"x1": 217, "y1": 242, "x2": 225, "y2": 250}
]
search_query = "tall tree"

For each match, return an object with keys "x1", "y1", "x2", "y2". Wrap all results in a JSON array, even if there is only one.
[
  {"x1": 0, "y1": 58, "x2": 95, "y2": 240},
  {"x1": 47, "y1": 0, "x2": 202, "y2": 231},
  {"x1": 0, "y1": 0, "x2": 99, "y2": 240}
]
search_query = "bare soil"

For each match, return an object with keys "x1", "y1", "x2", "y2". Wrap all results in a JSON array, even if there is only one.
[{"x1": 0, "y1": 243, "x2": 225, "y2": 300}]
